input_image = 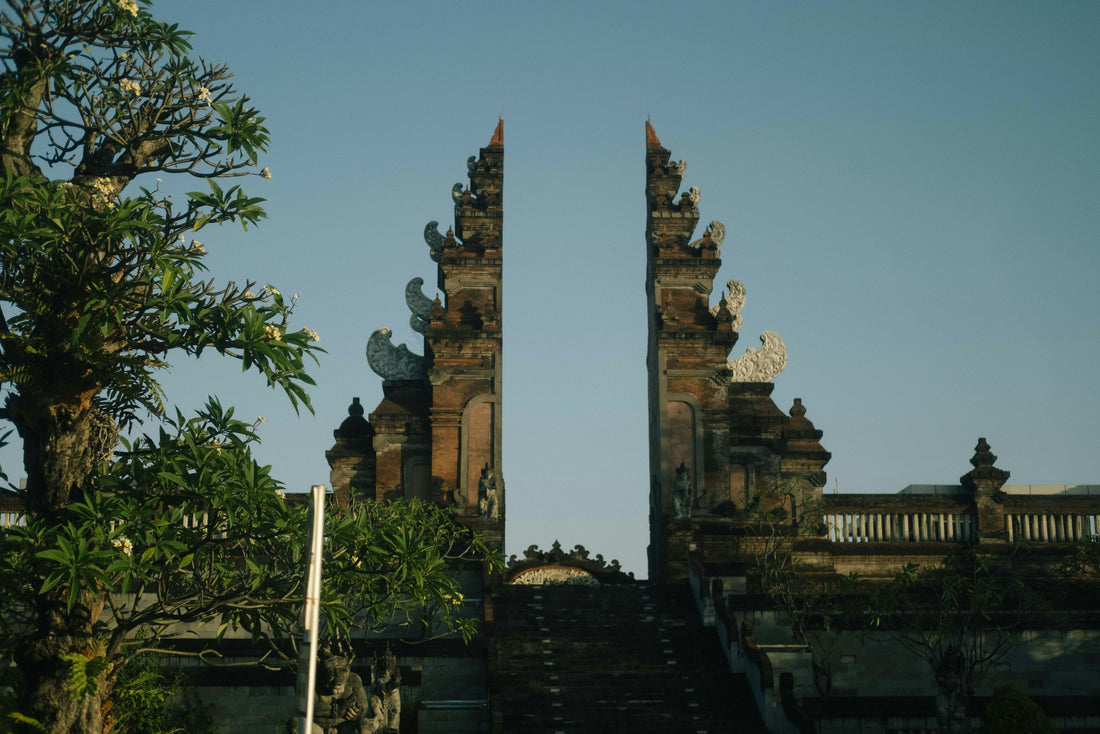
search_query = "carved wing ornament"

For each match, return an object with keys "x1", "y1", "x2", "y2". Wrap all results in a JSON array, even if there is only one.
[
  {"x1": 405, "y1": 277, "x2": 433, "y2": 334},
  {"x1": 689, "y1": 220, "x2": 726, "y2": 255},
  {"x1": 726, "y1": 330, "x2": 787, "y2": 383},
  {"x1": 366, "y1": 328, "x2": 427, "y2": 381},
  {"x1": 666, "y1": 159, "x2": 687, "y2": 175},
  {"x1": 423, "y1": 221, "x2": 444, "y2": 262},
  {"x1": 710, "y1": 278, "x2": 745, "y2": 331}
]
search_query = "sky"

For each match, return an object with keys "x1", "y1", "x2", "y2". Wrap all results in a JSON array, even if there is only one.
[{"x1": 4, "y1": 1, "x2": 1099, "y2": 578}]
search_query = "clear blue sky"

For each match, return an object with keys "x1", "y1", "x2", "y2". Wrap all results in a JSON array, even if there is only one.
[{"x1": 6, "y1": 1, "x2": 1099, "y2": 578}]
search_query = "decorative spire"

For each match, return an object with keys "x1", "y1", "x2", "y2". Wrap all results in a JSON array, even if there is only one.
[
  {"x1": 334, "y1": 397, "x2": 373, "y2": 439},
  {"x1": 489, "y1": 119, "x2": 504, "y2": 147},
  {"x1": 645, "y1": 120, "x2": 661, "y2": 148},
  {"x1": 961, "y1": 437, "x2": 1010, "y2": 487}
]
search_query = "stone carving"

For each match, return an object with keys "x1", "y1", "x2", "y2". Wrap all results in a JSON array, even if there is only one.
[
  {"x1": 404, "y1": 277, "x2": 432, "y2": 334},
  {"x1": 289, "y1": 645, "x2": 390, "y2": 734},
  {"x1": 477, "y1": 463, "x2": 501, "y2": 521},
  {"x1": 369, "y1": 647, "x2": 401, "y2": 733},
  {"x1": 451, "y1": 183, "x2": 464, "y2": 208},
  {"x1": 466, "y1": 155, "x2": 477, "y2": 175},
  {"x1": 726, "y1": 330, "x2": 787, "y2": 383},
  {"x1": 710, "y1": 278, "x2": 745, "y2": 331},
  {"x1": 504, "y1": 540, "x2": 634, "y2": 583},
  {"x1": 683, "y1": 185, "x2": 701, "y2": 208},
  {"x1": 667, "y1": 159, "x2": 687, "y2": 175},
  {"x1": 366, "y1": 328, "x2": 426, "y2": 381},
  {"x1": 511, "y1": 566, "x2": 600, "y2": 586},
  {"x1": 688, "y1": 220, "x2": 726, "y2": 256},
  {"x1": 672, "y1": 462, "x2": 693, "y2": 521},
  {"x1": 423, "y1": 221, "x2": 443, "y2": 262}
]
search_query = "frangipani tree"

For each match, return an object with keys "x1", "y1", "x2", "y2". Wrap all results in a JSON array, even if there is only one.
[{"x1": 0, "y1": 3, "x2": 497, "y2": 732}]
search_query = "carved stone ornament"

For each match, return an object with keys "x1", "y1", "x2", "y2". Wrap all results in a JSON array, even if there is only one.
[
  {"x1": 423, "y1": 221, "x2": 443, "y2": 262},
  {"x1": 689, "y1": 220, "x2": 726, "y2": 256},
  {"x1": 666, "y1": 159, "x2": 687, "y2": 175},
  {"x1": 726, "y1": 330, "x2": 787, "y2": 383},
  {"x1": 686, "y1": 185, "x2": 701, "y2": 206},
  {"x1": 504, "y1": 540, "x2": 634, "y2": 584},
  {"x1": 511, "y1": 566, "x2": 600, "y2": 586},
  {"x1": 451, "y1": 183, "x2": 464, "y2": 208},
  {"x1": 366, "y1": 328, "x2": 427, "y2": 381},
  {"x1": 405, "y1": 277, "x2": 432, "y2": 334},
  {"x1": 710, "y1": 278, "x2": 745, "y2": 331},
  {"x1": 466, "y1": 155, "x2": 477, "y2": 175}
]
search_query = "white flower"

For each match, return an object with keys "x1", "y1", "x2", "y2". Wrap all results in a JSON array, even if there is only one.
[
  {"x1": 91, "y1": 177, "x2": 115, "y2": 200},
  {"x1": 197, "y1": 86, "x2": 212, "y2": 104},
  {"x1": 112, "y1": 535, "x2": 134, "y2": 556},
  {"x1": 257, "y1": 416, "x2": 266, "y2": 423},
  {"x1": 118, "y1": 78, "x2": 141, "y2": 96},
  {"x1": 264, "y1": 324, "x2": 282, "y2": 341},
  {"x1": 116, "y1": 0, "x2": 138, "y2": 17},
  {"x1": 275, "y1": 489, "x2": 286, "y2": 499},
  {"x1": 300, "y1": 327, "x2": 320, "y2": 342},
  {"x1": 243, "y1": 290, "x2": 256, "y2": 299},
  {"x1": 266, "y1": 285, "x2": 280, "y2": 297},
  {"x1": 260, "y1": 167, "x2": 271, "y2": 180},
  {"x1": 190, "y1": 239, "x2": 206, "y2": 254}
]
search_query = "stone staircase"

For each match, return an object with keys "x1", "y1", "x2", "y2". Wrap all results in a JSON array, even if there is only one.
[{"x1": 490, "y1": 583, "x2": 769, "y2": 733}]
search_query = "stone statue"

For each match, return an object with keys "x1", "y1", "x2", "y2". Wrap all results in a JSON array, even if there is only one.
[
  {"x1": 672, "y1": 462, "x2": 693, "y2": 521},
  {"x1": 369, "y1": 647, "x2": 401, "y2": 732},
  {"x1": 478, "y1": 464, "x2": 500, "y2": 521},
  {"x1": 288, "y1": 645, "x2": 400, "y2": 734}
]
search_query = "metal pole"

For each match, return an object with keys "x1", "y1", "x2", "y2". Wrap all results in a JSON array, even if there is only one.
[{"x1": 298, "y1": 485, "x2": 327, "y2": 734}]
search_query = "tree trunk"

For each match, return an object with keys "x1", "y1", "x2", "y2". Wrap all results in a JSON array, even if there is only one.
[
  {"x1": 7, "y1": 391, "x2": 115, "y2": 733},
  {"x1": 15, "y1": 595, "x2": 106, "y2": 734},
  {"x1": 10, "y1": 393, "x2": 111, "y2": 514}
]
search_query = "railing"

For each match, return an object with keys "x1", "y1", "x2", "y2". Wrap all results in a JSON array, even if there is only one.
[
  {"x1": 822, "y1": 493, "x2": 1100, "y2": 545},
  {"x1": 1006, "y1": 512, "x2": 1099, "y2": 543},
  {"x1": 0, "y1": 493, "x2": 24, "y2": 527},
  {"x1": 824, "y1": 510, "x2": 975, "y2": 543}
]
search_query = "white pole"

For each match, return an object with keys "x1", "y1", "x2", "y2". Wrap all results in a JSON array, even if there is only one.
[{"x1": 298, "y1": 485, "x2": 327, "y2": 734}]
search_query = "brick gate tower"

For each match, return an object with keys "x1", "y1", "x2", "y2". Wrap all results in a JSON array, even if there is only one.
[
  {"x1": 326, "y1": 122, "x2": 505, "y2": 552},
  {"x1": 644, "y1": 123, "x2": 830, "y2": 583}
]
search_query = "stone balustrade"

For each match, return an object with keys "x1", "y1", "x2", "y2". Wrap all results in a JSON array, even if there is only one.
[
  {"x1": 1006, "y1": 511, "x2": 1099, "y2": 543},
  {"x1": 819, "y1": 487, "x2": 1100, "y2": 545},
  {"x1": 0, "y1": 493, "x2": 23, "y2": 527},
  {"x1": 824, "y1": 509, "x2": 975, "y2": 543}
]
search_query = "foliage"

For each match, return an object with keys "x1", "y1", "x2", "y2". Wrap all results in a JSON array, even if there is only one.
[
  {"x1": 871, "y1": 547, "x2": 1040, "y2": 733},
  {"x1": 1059, "y1": 536, "x2": 1100, "y2": 580},
  {"x1": 977, "y1": 683, "x2": 1057, "y2": 734},
  {"x1": 740, "y1": 480, "x2": 864, "y2": 697},
  {"x1": 0, "y1": 399, "x2": 498, "y2": 661},
  {"x1": 0, "y1": 2, "x2": 499, "y2": 733},
  {"x1": 108, "y1": 653, "x2": 216, "y2": 734}
]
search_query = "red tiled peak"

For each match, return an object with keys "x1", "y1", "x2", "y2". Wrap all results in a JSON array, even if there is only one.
[
  {"x1": 489, "y1": 119, "x2": 503, "y2": 147},
  {"x1": 645, "y1": 120, "x2": 661, "y2": 148}
]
